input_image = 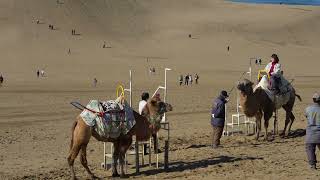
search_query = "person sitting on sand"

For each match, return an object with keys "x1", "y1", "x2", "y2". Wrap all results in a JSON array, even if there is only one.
[
  {"x1": 265, "y1": 54, "x2": 282, "y2": 93},
  {"x1": 211, "y1": 90, "x2": 229, "y2": 148},
  {"x1": 305, "y1": 92, "x2": 320, "y2": 170}
]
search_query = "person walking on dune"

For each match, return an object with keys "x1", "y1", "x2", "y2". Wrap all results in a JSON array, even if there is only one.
[
  {"x1": 93, "y1": 78, "x2": 98, "y2": 87},
  {"x1": 179, "y1": 75, "x2": 183, "y2": 86},
  {"x1": 185, "y1": 74, "x2": 189, "y2": 86},
  {"x1": 37, "y1": 70, "x2": 40, "y2": 78},
  {"x1": 0, "y1": 74, "x2": 3, "y2": 86},
  {"x1": 40, "y1": 69, "x2": 45, "y2": 77},
  {"x1": 305, "y1": 93, "x2": 320, "y2": 170},
  {"x1": 211, "y1": 90, "x2": 229, "y2": 148},
  {"x1": 189, "y1": 74, "x2": 193, "y2": 85},
  {"x1": 195, "y1": 73, "x2": 199, "y2": 84}
]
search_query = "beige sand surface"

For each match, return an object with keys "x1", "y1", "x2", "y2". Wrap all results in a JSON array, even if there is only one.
[{"x1": 1, "y1": 0, "x2": 320, "y2": 179}]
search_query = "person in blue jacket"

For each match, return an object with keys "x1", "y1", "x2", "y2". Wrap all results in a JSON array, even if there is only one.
[
  {"x1": 305, "y1": 92, "x2": 320, "y2": 170},
  {"x1": 211, "y1": 90, "x2": 229, "y2": 148}
]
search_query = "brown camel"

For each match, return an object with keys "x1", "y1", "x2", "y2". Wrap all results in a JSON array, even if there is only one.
[
  {"x1": 67, "y1": 97, "x2": 173, "y2": 179},
  {"x1": 237, "y1": 79, "x2": 301, "y2": 140}
]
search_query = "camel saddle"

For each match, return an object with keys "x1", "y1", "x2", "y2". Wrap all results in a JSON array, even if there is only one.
[
  {"x1": 254, "y1": 75, "x2": 293, "y2": 109},
  {"x1": 80, "y1": 97, "x2": 135, "y2": 139}
]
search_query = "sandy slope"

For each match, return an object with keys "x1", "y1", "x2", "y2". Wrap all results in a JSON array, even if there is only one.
[{"x1": 1, "y1": 0, "x2": 320, "y2": 179}]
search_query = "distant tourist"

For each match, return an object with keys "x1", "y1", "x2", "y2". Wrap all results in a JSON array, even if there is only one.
[
  {"x1": 195, "y1": 73, "x2": 199, "y2": 84},
  {"x1": 179, "y1": 75, "x2": 183, "y2": 86},
  {"x1": 305, "y1": 93, "x2": 320, "y2": 170},
  {"x1": 227, "y1": 46, "x2": 230, "y2": 51},
  {"x1": 211, "y1": 90, "x2": 229, "y2": 148},
  {"x1": 189, "y1": 74, "x2": 193, "y2": 85},
  {"x1": 93, "y1": 78, "x2": 98, "y2": 87},
  {"x1": 40, "y1": 69, "x2": 45, "y2": 77},
  {"x1": 0, "y1": 74, "x2": 4, "y2": 85},
  {"x1": 185, "y1": 74, "x2": 189, "y2": 86},
  {"x1": 36, "y1": 20, "x2": 40, "y2": 24},
  {"x1": 188, "y1": 34, "x2": 192, "y2": 38},
  {"x1": 68, "y1": 48, "x2": 71, "y2": 54},
  {"x1": 149, "y1": 67, "x2": 155, "y2": 75},
  {"x1": 37, "y1": 70, "x2": 40, "y2": 78}
]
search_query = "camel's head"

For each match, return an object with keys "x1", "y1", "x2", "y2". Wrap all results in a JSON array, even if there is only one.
[
  {"x1": 237, "y1": 79, "x2": 254, "y2": 95},
  {"x1": 142, "y1": 97, "x2": 173, "y2": 132}
]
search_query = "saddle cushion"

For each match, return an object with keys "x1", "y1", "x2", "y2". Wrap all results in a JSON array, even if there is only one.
[{"x1": 80, "y1": 97, "x2": 135, "y2": 139}]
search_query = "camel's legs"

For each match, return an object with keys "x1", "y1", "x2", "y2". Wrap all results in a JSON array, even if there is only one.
[
  {"x1": 255, "y1": 111, "x2": 262, "y2": 140},
  {"x1": 119, "y1": 152, "x2": 126, "y2": 177},
  {"x1": 264, "y1": 118, "x2": 269, "y2": 141},
  {"x1": 68, "y1": 144, "x2": 81, "y2": 180},
  {"x1": 112, "y1": 142, "x2": 120, "y2": 177},
  {"x1": 263, "y1": 110, "x2": 273, "y2": 140},
  {"x1": 288, "y1": 112, "x2": 295, "y2": 134},
  {"x1": 80, "y1": 145, "x2": 96, "y2": 179},
  {"x1": 282, "y1": 112, "x2": 291, "y2": 137},
  {"x1": 119, "y1": 137, "x2": 132, "y2": 178},
  {"x1": 273, "y1": 109, "x2": 278, "y2": 135}
]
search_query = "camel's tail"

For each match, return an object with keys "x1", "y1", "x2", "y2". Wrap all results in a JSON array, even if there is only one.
[
  {"x1": 70, "y1": 120, "x2": 78, "y2": 151},
  {"x1": 295, "y1": 93, "x2": 302, "y2": 102}
]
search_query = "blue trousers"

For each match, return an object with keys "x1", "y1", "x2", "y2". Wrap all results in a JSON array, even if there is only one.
[{"x1": 306, "y1": 143, "x2": 320, "y2": 165}]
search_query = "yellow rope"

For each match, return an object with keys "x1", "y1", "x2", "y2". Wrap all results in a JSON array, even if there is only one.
[
  {"x1": 258, "y1": 70, "x2": 270, "y2": 81},
  {"x1": 116, "y1": 85, "x2": 125, "y2": 98}
]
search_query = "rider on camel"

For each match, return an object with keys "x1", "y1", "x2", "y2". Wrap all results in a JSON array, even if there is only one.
[{"x1": 265, "y1": 54, "x2": 282, "y2": 94}]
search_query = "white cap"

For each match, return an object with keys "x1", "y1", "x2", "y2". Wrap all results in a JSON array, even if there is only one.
[{"x1": 313, "y1": 92, "x2": 320, "y2": 101}]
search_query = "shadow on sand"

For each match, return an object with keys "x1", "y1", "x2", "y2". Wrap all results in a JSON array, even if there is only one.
[
  {"x1": 287, "y1": 128, "x2": 306, "y2": 138},
  {"x1": 130, "y1": 155, "x2": 262, "y2": 176}
]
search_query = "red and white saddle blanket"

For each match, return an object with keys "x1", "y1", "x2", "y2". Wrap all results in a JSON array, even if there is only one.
[{"x1": 80, "y1": 97, "x2": 135, "y2": 139}]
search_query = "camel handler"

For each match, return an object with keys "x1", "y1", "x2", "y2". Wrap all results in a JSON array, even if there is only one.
[
  {"x1": 138, "y1": 92, "x2": 161, "y2": 155},
  {"x1": 305, "y1": 92, "x2": 320, "y2": 170},
  {"x1": 211, "y1": 90, "x2": 229, "y2": 148}
]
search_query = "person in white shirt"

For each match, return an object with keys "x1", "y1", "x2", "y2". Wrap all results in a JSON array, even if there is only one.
[
  {"x1": 40, "y1": 69, "x2": 45, "y2": 77},
  {"x1": 264, "y1": 54, "x2": 282, "y2": 93},
  {"x1": 265, "y1": 54, "x2": 281, "y2": 76},
  {"x1": 138, "y1": 92, "x2": 162, "y2": 154},
  {"x1": 138, "y1": 92, "x2": 150, "y2": 155},
  {"x1": 139, "y1": 92, "x2": 149, "y2": 115}
]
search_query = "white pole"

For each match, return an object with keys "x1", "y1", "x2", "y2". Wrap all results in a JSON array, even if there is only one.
[
  {"x1": 163, "y1": 68, "x2": 171, "y2": 122},
  {"x1": 103, "y1": 142, "x2": 107, "y2": 169},
  {"x1": 129, "y1": 70, "x2": 132, "y2": 107}
]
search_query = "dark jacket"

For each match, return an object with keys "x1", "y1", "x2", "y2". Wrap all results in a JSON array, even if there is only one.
[{"x1": 211, "y1": 95, "x2": 227, "y2": 127}]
